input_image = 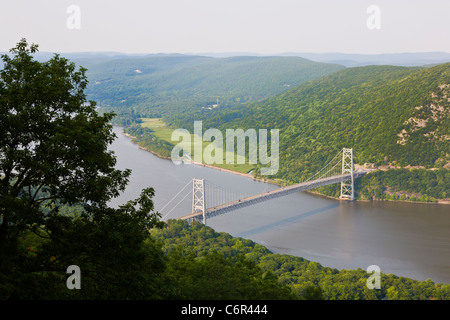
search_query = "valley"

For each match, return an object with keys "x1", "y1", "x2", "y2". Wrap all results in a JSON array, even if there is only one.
[{"x1": 86, "y1": 58, "x2": 449, "y2": 204}]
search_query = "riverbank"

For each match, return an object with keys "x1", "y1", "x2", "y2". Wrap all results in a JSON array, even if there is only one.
[{"x1": 119, "y1": 128, "x2": 449, "y2": 205}]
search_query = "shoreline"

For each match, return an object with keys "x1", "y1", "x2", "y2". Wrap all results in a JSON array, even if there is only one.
[{"x1": 120, "y1": 131, "x2": 449, "y2": 205}]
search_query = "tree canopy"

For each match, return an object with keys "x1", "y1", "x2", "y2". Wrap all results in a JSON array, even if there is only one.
[
  {"x1": 0, "y1": 39, "x2": 131, "y2": 244},
  {"x1": 0, "y1": 39, "x2": 164, "y2": 299}
]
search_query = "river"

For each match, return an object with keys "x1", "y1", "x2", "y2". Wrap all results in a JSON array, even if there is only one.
[{"x1": 108, "y1": 126, "x2": 450, "y2": 284}]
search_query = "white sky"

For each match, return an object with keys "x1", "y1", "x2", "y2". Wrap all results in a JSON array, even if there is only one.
[{"x1": 1, "y1": 0, "x2": 449, "y2": 54}]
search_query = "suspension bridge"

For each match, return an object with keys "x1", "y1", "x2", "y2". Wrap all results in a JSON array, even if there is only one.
[{"x1": 160, "y1": 148, "x2": 368, "y2": 224}]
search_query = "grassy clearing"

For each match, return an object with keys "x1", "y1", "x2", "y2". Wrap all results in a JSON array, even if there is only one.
[{"x1": 139, "y1": 118, "x2": 256, "y2": 174}]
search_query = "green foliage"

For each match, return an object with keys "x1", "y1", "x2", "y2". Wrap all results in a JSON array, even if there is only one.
[
  {"x1": 355, "y1": 168, "x2": 450, "y2": 202},
  {"x1": 153, "y1": 220, "x2": 296, "y2": 300},
  {"x1": 84, "y1": 55, "x2": 344, "y2": 126},
  {"x1": 302, "y1": 286, "x2": 325, "y2": 300},
  {"x1": 0, "y1": 38, "x2": 131, "y2": 244},
  {"x1": 0, "y1": 40, "x2": 164, "y2": 299},
  {"x1": 152, "y1": 219, "x2": 450, "y2": 300},
  {"x1": 1, "y1": 187, "x2": 167, "y2": 299},
  {"x1": 124, "y1": 124, "x2": 174, "y2": 159},
  {"x1": 164, "y1": 247, "x2": 295, "y2": 300}
]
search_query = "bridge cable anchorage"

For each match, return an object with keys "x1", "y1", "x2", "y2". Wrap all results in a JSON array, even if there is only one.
[{"x1": 176, "y1": 148, "x2": 363, "y2": 224}]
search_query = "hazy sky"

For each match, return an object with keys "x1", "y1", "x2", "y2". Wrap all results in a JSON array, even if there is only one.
[{"x1": 1, "y1": 0, "x2": 449, "y2": 54}]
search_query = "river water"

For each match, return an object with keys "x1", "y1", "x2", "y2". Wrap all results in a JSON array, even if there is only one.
[{"x1": 108, "y1": 126, "x2": 450, "y2": 284}]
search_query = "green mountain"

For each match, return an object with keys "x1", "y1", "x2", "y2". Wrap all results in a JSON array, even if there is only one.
[
  {"x1": 200, "y1": 64, "x2": 449, "y2": 169},
  {"x1": 188, "y1": 63, "x2": 450, "y2": 201},
  {"x1": 83, "y1": 55, "x2": 345, "y2": 125}
]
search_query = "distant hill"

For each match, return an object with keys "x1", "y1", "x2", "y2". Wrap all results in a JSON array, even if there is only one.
[
  {"x1": 188, "y1": 52, "x2": 450, "y2": 67},
  {"x1": 3, "y1": 50, "x2": 450, "y2": 68},
  {"x1": 78, "y1": 54, "x2": 345, "y2": 125},
  {"x1": 279, "y1": 52, "x2": 450, "y2": 67}
]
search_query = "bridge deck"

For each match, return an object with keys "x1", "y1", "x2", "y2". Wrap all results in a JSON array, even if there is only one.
[{"x1": 178, "y1": 172, "x2": 365, "y2": 223}]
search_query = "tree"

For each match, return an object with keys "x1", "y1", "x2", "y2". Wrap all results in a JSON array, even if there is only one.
[
  {"x1": 303, "y1": 285, "x2": 324, "y2": 300},
  {"x1": 0, "y1": 39, "x2": 165, "y2": 299},
  {"x1": 386, "y1": 286, "x2": 399, "y2": 300},
  {"x1": 165, "y1": 248, "x2": 296, "y2": 300},
  {"x1": 0, "y1": 39, "x2": 130, "y2": 251},
  {"x1": 37, "y1": 188, "x2": 166, "y2": 299}
]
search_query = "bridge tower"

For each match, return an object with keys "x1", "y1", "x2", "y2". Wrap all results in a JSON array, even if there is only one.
[
  {"x1": 192, "y1": 178, "x2": 206, "y2": 224},
  {"x1": 340, "y1": 148, "x2": 354, "y2": 200}
]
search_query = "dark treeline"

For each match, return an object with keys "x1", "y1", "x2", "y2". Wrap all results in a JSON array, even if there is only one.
[{"x1": 151, "y1": 219, "x2": 450, "y2": 300}]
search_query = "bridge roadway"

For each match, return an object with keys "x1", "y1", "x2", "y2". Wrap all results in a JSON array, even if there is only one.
[{"x1": 178, "y1": 171, "x2": 366, "y2": 223}]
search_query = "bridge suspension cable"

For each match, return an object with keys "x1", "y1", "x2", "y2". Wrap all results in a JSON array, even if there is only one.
[
  {"x1": 302, "y1": 149, "x2": 344, "y2": 183},
  {"x1": 160, "y1": 180, "x2": 192, "y2": 220},
  {"x1": 205, "y1": 180, "x2": 252, "y2": 209}
]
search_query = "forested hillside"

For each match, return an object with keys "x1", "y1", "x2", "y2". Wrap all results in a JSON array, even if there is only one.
[
  {"x1": 151, "y1": 219, "x2": 450, "y2": 300},
  {"x1": 84, "y1": 55, "x2": 344, "y2": 125},
  {"x1": 166, "y1": 63, "x2": 449, "y2": 201},
  {"x1": 191, "y1": 64, "x2": 449, "y2": 174}
]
